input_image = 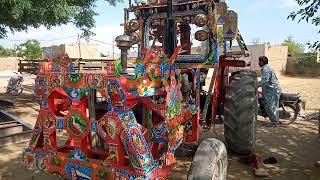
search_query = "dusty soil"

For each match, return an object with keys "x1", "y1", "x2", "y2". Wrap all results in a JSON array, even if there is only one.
[
  {"x1": 0, "y1": 75, "x2": 319, "y2": 180},
  {"x1": 278, "y1": 75, "x2": 320, "y2": 110}
]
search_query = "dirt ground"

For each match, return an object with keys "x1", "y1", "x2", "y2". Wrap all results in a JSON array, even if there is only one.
[{"x1": 0, "y1": 74, "x2": 319, "y2": 180}]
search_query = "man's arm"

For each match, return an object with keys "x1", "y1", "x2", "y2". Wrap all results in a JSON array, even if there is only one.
[{"x1": 258, "y1": 67, "x2": 270, "y2": 87}]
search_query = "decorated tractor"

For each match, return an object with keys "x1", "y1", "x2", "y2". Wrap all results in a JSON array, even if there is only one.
[{"x1": 23, "y1": 0, "x2": 258, "y2": 179}]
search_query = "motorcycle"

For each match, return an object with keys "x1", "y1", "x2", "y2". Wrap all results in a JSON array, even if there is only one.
[
  {"x1": 258, "y1": 90, "x2": 304, "y2": 124},
  {"x1": 6, "y1": 72, "x2": 24, "y2": 96}
]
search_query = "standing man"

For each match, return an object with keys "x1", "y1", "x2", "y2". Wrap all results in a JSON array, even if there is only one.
[{"x1": 258, "y1": 56, "x2": 282, "y2": 126}]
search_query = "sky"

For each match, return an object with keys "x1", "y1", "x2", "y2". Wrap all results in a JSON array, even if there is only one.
[{"x1": 0, "y1": 0, "x2": 318, "y2": 55}]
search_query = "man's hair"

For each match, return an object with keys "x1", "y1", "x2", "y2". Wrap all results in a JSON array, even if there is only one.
[{"x1": 259, "y1": 56, "x2": 269, "y2": 65}]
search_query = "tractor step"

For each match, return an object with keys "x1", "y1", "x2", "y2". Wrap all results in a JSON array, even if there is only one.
[
  {"x1": 0, "y1": 110, "x2": 33, "y2": 147},
  {"x1": 0, "y1": 122, "x2": 23, "y2": 137},
  {"x1": 0, "y1": 99, "x2": 15, "y2": 106}
]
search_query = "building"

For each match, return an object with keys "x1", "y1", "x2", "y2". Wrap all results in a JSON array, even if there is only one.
[
  {"x1": 232, "y1": 44, "x2": 288, "y2": 74},
  {"x1": 43, "y1": 44, "x2": 102, "y2": 59}
]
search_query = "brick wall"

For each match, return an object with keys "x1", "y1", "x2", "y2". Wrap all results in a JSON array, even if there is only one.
[
  {"x1": 285, "y1": 56, "x2": 320, "y2": 76},
  {"x1": 231, "y1": 44, "x2": 288, "y2": 76},
  {"x1": 0, "y1": 57, "x2": 21, "y2": 71}
]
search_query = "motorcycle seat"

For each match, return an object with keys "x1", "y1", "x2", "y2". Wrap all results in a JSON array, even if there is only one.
[{"x1": 280, "y1": 93, "x2": 299, "y2": 102}]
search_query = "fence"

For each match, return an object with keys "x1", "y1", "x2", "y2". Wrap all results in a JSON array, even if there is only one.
[{"x1": 18, "y1": 58, "x2": 136, "y2": 75}]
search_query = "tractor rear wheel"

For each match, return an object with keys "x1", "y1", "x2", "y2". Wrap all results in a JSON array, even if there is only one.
[
  {"x1": 224, "y1": 70, "x2": 257, "y2": 156},
  {"x1": 188, "y1": 138, "x2": 228, "y2": 180}
]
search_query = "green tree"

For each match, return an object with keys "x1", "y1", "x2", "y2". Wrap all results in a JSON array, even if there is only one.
[
  {"x1": 0, "y1": 45, "x2": 15, "y2": 57},
  {"x1": 288, "y1": 0, "x2": 320, "y2": 50},
  {"x1": 0, "y1": 0, "x2": 122, "y2": 38},
  {"x1": 16, "y1": 40, "x2": 42, "y2": 59},
  {"x1": 281, "y1": 36, "x2": 304, "y2": 55}
]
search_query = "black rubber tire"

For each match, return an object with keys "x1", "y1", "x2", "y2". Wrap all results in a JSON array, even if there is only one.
[
  {"x1": 187, "y1": 138, "x2": 228, "y2": 180},
  {"x1": 224, "y1": 70, "x2": 257, "y2": 156},
  {"x1": 279, "y1": 104, "x2": 298, "y2": 124},
  {"x1": 9, "y1": 85, "x2": 23, "y2": 96}
]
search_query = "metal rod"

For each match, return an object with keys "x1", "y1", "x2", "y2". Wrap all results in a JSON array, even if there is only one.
[
  {"x1": 164, "y1": 0, "x2": 176, "y2": 57},
  {"x1": 121, "y1": 49, "x2": 128, "y2": 74},
  {"x1": 167, "y1": 0, "x2": 173, "y2": 18},
  {"x1": 202, "y1": 69, "x2": 216, "y2": 121}
]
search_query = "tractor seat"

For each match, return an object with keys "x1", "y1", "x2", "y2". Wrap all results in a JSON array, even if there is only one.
[{"x1": 280, "y1": 93, "x2": 299, "y2": 102}]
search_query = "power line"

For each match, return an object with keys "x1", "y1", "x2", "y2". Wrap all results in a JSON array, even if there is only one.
[
  {"x1": 1, "y1": 36, "x2": 77, "y2": 42},
  {"x1": 89, "y1": 38, "x2": 114, "y2": 46}
]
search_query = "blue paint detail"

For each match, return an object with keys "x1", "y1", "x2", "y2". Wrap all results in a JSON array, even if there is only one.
[
  {"x1": 70, "y1": 88, "x2": 81, "y2": 100},
  {"x1": 130, "y1": 88, "x2": 159, "y2": 97},
  {"x1": 160, "y1": 62, "x2": 170, "y2": 78},
  {"x1": 118, "y1": 111, "x2": 158, "y2": 173},
  {"x1": 134, "y1": 64, "x2": 146, "y2": 77},
  {"x1": 112, "y1": 169, "x2": 131, "y2": 178},
  {"x1": 226, "y1": 28, "x2": 234, "y2": 37},
  {"x1": 119, "y1": 111, "x2": 137, "y2": 126},
  {"x1": 42, "y1": 99, "x2": 48, "y2": 108},
  {"x1": 223, "y1": 41, "x2": 227, "y2": 55},
  {"x1": 130, "y1": 175, "x2": 150, "y2": 180},
  {"x1": 23, "y1": 149, "x2": 48, "y2": 171},
  {"x1": 214, "y1": 41, "x2": 219, "y2": 64},
  {"x1": 107, "y1": 80, "x2": 126, "y2": 112},
  {"x1": 65, "y1": 163, "x2": 92, "y2": 179},
  {"x1": 53, "y1": 65, "x2": 60, "y2": 73},
  {"x1": 153, "y1": 137, "x2": 169, "y2": 143},
  {"x1": 67, "y1": 150, "x2": 90, "y2": 162},
  {"x1": 153, "y1": 123, "x2": 167, "y2": 136},
  {"x1": 68, "y1": 65, "x2": 76, "y2": 73},
  {"x1": 63, "y1": 88, "x2": 89, "y2": 100},
  {"x1": 91, "y1": 121, "x2": 98, "y2": 132},
  {"x1": 56, "y1": 118, "x2": 64, "y2": 129},
  {"x1": 217, "y1": 16, "x2": 225, "y2": 25}
]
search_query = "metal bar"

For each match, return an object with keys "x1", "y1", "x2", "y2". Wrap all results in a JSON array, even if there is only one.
[
  {"x1": 236, "y1": 30, "x2": 250, "y2": 57},
  {"x1": 209, "y1": 66, "x2": 223, "y2": 127},
  {"x1": 220, "y1": 59, "x2": 246, "y2": 67},
  {"x1": 164, "y1": 0, "x2": 177, "y2": 57},
  {"x1": 201, "y1": 68, "x2": 216, "y2": 121}
]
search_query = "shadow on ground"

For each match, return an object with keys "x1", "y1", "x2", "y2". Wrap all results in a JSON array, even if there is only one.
[{"x1": 169, "y1": 119, "x2": 320, "y2": 180}]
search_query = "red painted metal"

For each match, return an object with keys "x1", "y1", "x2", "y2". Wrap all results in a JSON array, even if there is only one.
[{"x1": 23, "y1": 48, "x2": 200, "y2": 179}]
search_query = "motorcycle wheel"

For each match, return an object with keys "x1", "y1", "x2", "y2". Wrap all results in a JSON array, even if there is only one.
[
  {"x1": 279, "y1": 104, "x2": 298, "y2": 124},
  {"x1": 9, "y1": 85, "x2": 23, "y2": 96}
]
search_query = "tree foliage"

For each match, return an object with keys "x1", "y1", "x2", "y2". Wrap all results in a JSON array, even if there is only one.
[
  {"x1": 281, "y1": 36, "x2": 305, "y2": 55},
  {"x1": 16, "y1": 39, "x2": 42, "y2": 59},
  {"x1": 0, "y1": 0, "x2": 122, "y2": 38},
  {"x1": 296, "y1": 53, "x2": 320, "y2": 68},
  {"x1": 288, "y1": 0, "x2": 320, "y2": 50},
  {"x1": 0, "y1": 45, "x2": 15, "y2": 57}
]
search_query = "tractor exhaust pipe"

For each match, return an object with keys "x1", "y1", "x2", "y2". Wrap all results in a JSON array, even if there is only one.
[{"x1": 163, "y1": 0, "x2": 177, "y2": 57}]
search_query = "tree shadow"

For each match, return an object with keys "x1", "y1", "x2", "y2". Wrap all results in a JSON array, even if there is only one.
[{"x1": 0, "y1": 142, "x2": 61, "y2": 180}]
